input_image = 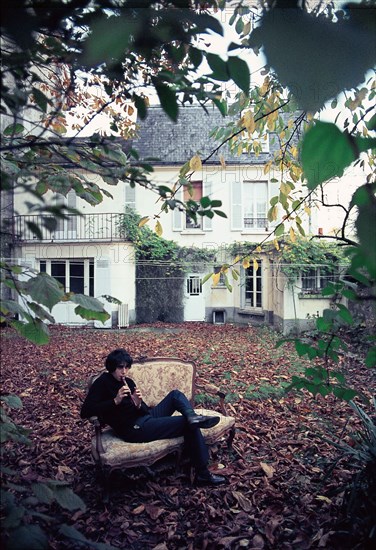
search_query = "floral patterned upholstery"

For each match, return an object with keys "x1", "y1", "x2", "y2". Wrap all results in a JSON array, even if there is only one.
[
  {"x1": 129, "y1": 359, "x2": 195, "y2": 406},
  {"x1": 89, "y1": 358, "x2": 235, "y2": 474},
  {"x1": 92, "y1": 409, "x2": 235, "y2": 469}
]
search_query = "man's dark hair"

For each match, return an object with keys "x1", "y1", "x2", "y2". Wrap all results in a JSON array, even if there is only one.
[{"x1": 105, "y1": 349, "x2": 133, "y2": 373}]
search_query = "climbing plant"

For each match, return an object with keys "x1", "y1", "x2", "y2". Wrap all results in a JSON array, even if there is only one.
[{"x1": 119, "y1": 207, "x2": 216, "y2": 323}]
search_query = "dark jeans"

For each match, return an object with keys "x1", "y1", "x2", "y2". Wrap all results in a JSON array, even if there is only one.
[{"x1": 122, "y1": 390, "x2": 209, "y2": 470}]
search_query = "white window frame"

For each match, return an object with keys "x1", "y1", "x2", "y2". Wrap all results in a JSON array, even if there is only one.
[
  {"x1": 300, "y1": 267, "x2": 339, "y2": 295},
  {"x1": 231, "y1": 180, "x2": 269, "y2": 231},
  {"x1": 173, "y1": 179, "x2": 213, "y2": 232},
  {"x1": 125, "y1": 182, "x2": 136, "y2": 210},
  {"x1": 241, "y1": 261, "x2": 263, "y2": 310},
  {"x1": 39, "y1": 259, "x2": 94, "y2": 296}
]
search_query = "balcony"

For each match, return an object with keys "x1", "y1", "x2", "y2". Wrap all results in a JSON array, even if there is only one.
[
  {"x1": 244, "y1": 217, "x2": 268, "y2": 229},
  {"x1": 11, "y1": 213, "x2": 126, "y2": 243}
]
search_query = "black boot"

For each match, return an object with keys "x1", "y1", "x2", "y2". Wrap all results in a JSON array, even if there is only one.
[
  {"x1": 196, "y1": 468, "x2": 226, "y2": 486},
  {"x1": 186, "y1": 414, "x2": 220, "y2": 430}
]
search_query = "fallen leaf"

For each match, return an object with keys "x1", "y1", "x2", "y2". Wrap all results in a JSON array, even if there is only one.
[{"x1": 260, "y1": 462, "x2": 275, "y2": 478}]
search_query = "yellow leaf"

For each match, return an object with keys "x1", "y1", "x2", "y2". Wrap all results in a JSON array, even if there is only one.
[
  {"x1": 243, "y1": 21, "x2": 251, "y2": 35},
  {"x1": 138, "y1": 216, "x2": 150, "y2": 227},
  {"x1": 132, "y1": 504, "x2": 145, "y2": 515},
  {"x1": 304, "y1": 205, "x2": 311, "y2": 216},
  {"x1": 237, "y1": 143, "x2": 243, "y2": 156},
  {"x1": 316, "y1": 495, "x2": 332, "y2": 504},
  {"x1": 242, "y1": 257, "x2": 251, "y2": 269},
  {"x1": 212, "y1": 272, "x2": 221, "y2": 286},
  {"x1": 269, "y1": 205, "x2": 278, "y2": 222},
  {"x1": 155, "y1": 220, "x2": 163, "y2": 236},
  {"x1": 267, "y1": 116, "x2": 276, "y2": 131},
  {"x1": 189, "y1": 154, "x2": 202, "y2": 172},
  {"x1": 290, "y1": 146, "x2": 298, "y2": 158},
  {"x1": 289, "y1": 227, "x2": 296, "y2": 242},
  {"x1": 256, "y1": 246, "x2": 262, "y2": 253},
  {"x1": 260, "y1": 462, "x2": 275, "y2": 478},
  {"x1": 264, "y1": 162, "x2": 271, "y2": 174},
  {"x1": 233, "y1": 255, "x2": 242, "y2": 264},
  {"x1": 260, "y1": 77, "x2": 269, "y2": 96},
  {"x1": 273, "y1": 239, "x2": 280, "y2": 251},
  {"x1": 280, "y1": 182, "x2": 291, "y2": 196},
  {"x1": 243, "y1": 111, "x2": 255, "y2": 134},
  {"x1": 219, "y1": 154, "x2": 226, "y2": 169},
  {"x1": 253, "y1": 258, "x2": 259, "y2": 271},
  {"x1": 127, "y1": 105, "x2": 135, "y2": 116}
]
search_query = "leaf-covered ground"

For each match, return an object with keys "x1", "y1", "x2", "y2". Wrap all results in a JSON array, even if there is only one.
[{"x1": 1, "y1": 323, "x2": 374, "y2": 549}]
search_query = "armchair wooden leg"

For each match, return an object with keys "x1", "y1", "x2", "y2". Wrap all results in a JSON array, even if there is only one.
[
  {"x1": 227, "y1": 427, "x2": 236, "y2": 450},
  {"x1": 96, "y1": 464, "x2": 111, "y2": 503}
]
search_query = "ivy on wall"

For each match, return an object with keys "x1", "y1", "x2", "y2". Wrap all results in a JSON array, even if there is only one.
[
  {"x1": 119, "y1": 207, "x2": 216, "y2": 323},
  {"x1": 226, "y1": 237, "x2": 347, "y2": 287}
]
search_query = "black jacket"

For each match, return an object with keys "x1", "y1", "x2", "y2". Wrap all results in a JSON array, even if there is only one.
[{"x1": 80, "y1": 372, "x2": 150, "y2": 437}]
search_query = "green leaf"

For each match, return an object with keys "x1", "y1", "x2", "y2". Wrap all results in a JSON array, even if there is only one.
[
  {"x1": 17, "y1": 320, "x2": 50, "y2": 345},
  {"x1": 49, "y1": 485, "x2": 86, "y2": 512},
  {"x1": 31, "y1": 483, "x2": 54, "y2": 505},
  {"x1": 274, "y1": 223, "x2": 285, "y2": 237},
  {"x1": 59, "y1": 524, "x2": 117, "y2": 550},
  {"x1": 206, "y1": 53, "x2": 229, "y2": 81},
  {"x1": 213, "y1": 209, "x2": 228, "y2": 218},
  {"x1": 255, "y1": 8, "x2": 375, "y2": 112},
  {"x1": 332, "y1": 387, "x2": 357, "y2": 401},
  {"x1": 336, "y1": 304, "x2": 353, "y2": 324},
  {"x1": 189, "y1": 46, "x2": 203, "y2": 68},
  {"x1": 227, "y1": 56, "x2": 250, "y2": 93},
  {"x1": 154, "y1": 82, "x2": 178, "y2": 122},
  {"x1": 0, "y1": 395, "x2": 23, "y2": 409},
  {"x1": 201, "y1": 273, "x2": 213, "y2": 284},
  {"x1": 70, "y1": 294, "x2": 106, "y2": 312},
  {"x1": 81, "y1": 16, "x2": 140, "y2": 66},
  {"x1": 0, "y1": 299, "x2": 28, "y2": 317},
  {"x1": 302, "y1": 121, "x2": 356, "y2": 189},
  {"x1": 365, "y1": 347, "x2": 376, "y2": 368},
  {"x1": 74, "y1": 306, "x2": 110, "y2": 323},
  {"x1": 200, "y1": 196, "x2": 211, "y2": 208},
  {"x1": 32, "y1": 87, "x2": 50, "y2": 113},
  {"x1": 6, "y1": 524, "x2": 49, "y2": 550},
  {"x1": 25, "y1": 273, "x2": 64, "y2": 311},
  {"x1": 4, "y1": 123, "x2": 25, "y2": 136}
]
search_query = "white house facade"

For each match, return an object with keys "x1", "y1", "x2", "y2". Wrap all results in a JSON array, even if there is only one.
[{"x1": 10, "y1": 105, "x2": 359, "y2": 334}]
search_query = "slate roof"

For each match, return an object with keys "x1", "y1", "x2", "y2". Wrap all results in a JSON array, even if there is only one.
[{"x1": 133, "y1": 104, "x2": 277, "y2": 165}]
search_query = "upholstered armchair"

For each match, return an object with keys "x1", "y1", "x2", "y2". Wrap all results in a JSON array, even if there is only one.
[{"x1": 86, "y1": 357, "x2": 235, "y2": 496}]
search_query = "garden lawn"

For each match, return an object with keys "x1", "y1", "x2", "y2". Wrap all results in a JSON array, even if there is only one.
[{"x1": 0, "y1": 323, "x2": 374, "y2": 549}]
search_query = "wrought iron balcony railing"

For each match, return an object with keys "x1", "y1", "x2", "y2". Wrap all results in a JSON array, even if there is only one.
[
  {"x1": 11, "y1": 213, "x2": 126, "y2": 242},
  {"x1": 243, "y1": 217, "x2": 268, "y2": 229}
]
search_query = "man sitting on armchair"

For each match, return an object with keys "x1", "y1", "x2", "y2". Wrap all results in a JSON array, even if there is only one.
[{"x1": 81, "y1": 348, "x2": 226, "y2": 486}]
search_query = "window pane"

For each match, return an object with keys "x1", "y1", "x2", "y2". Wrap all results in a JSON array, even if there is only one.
[
  {"x1": 187, "y1": 276, "x2": 202, "y2": 295},
  {"x1": 245, "y1": 261, "x2": 262, "y2": 308},
  {"x1": 184, "y1": 181, "x2": 203, "y2": 229},
  {"x1": 69, "y1": 261, "x2": 85, "y2": 294},
  {"x1": 302, "y1": 269, "x2": 317, "y2": 292},
  {"x1": 51, "y1": 261, "x2": 66, "y2": 290},
  {"x1": 89, "y1": 260, "x2": 94, "y2": 297},
  {"x1": 40, "y1": 261, "x2": 46, "y2": 273},
  {"x1": 243, "y1": 181, "x2": 267, "y2": 228}
]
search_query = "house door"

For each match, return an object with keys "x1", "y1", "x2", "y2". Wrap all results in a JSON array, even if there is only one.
[{"x1": 184, "y1": 274, "x2": 205, "y2": 321}]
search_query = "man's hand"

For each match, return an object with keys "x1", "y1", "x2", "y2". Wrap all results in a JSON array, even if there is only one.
[
  {"x1": 131, "y1": 387, "x2": 143, "y2": 409},
  {"x1": 114, "y1": 385, "x2": 131, "y2": 406}
]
